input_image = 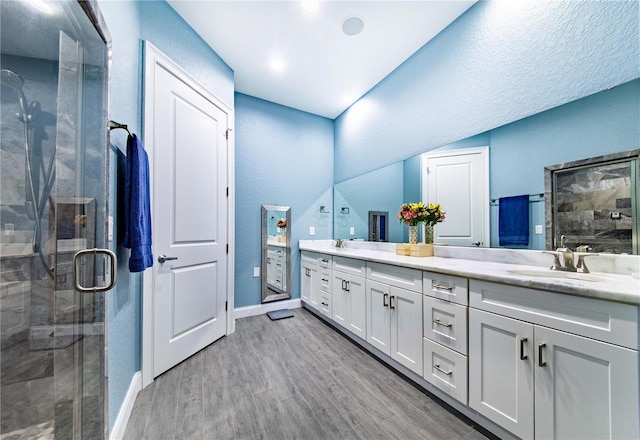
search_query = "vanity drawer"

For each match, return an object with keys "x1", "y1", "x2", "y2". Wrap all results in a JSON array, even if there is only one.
[
  {"x1": 333, "y1": 255, "x2": 365, "y2": 276},
  {"x1": 423, "y1": 338, "x2": 468, "y2": 405},
  {"x1": 470, "y1": 280, "x2": 639, "y2": 350},
  {"x1": 319, "y1": 269, "x2": 332, "y2": 293},
  {"x1": 424, "y1": 272, "x2": 469, "y2": 305},
  {"x1": 424, "y1": 296, "x2": 468, "y2": 355},
  {"x1": 301, "y1": 251, "x2": 332, "y2": 268},
  {"x1": 366, "y1": 262, "x2": 422, "y2": 293},
  {"x1": 319, "y1": 292, "x2": 332, "y2": 318}
]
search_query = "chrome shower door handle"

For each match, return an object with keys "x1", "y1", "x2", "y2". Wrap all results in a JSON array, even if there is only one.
[
  {"x1": 73, "y1": 248, "x2": 117, "y2": 292},
  {"x1": 158, "y1": 254, "x2": 178, "y2": 264}
]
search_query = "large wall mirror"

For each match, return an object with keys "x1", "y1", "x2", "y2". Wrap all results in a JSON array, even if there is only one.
[
  {"x1": 261, "y1": 205, "x2": 291, "y2": 303},
  {"x1": 332, "y1": 79, "x2": 639, "y2": 255}
]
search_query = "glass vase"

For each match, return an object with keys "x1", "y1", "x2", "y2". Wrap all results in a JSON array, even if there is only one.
[{"x1": 408, "y1": 225, "x2": 418, "y2": 244}]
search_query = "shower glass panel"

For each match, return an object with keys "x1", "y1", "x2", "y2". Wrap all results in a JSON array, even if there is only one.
[{"x1": 1, "y1": 1, "x2": 110, "y2": 438}]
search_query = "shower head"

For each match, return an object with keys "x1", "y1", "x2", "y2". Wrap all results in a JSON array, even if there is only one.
[{"x1": 1, "y1": 69, "x2": 30, "y2": 121}]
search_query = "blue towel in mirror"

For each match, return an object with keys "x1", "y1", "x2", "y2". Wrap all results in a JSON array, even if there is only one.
[{"x1": 499, "y1": 195, "x2": 530, "y2": 247}]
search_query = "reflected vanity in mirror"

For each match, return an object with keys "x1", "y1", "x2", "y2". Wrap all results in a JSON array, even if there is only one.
[{"x1": 261, "y1": 205, "x2": 292, "y2": 303}]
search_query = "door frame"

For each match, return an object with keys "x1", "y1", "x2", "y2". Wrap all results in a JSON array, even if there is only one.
[
  {"x1": 420, "y1": 146, "x2": 489, "y2": 246},
  {"x1": 141, "y1": 41, "x2": 235, "y2": 387}
]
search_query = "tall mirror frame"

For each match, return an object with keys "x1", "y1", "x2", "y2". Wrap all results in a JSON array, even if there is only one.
[{"x1": 261, "y1": 205, "x2": 292, "y2": 303}]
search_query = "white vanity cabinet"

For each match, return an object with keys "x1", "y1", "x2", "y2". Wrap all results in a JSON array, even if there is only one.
[
  {"x1": 300, "y1": 251, "x2": 332, "y2": 314},
  {"x1": 366, "y1": 279, "x2": 423, "y2": 374},
  {"x1": 422, "y1": 271, "x2": 469, "y2": 404},
  {"x1": 267, "y1": 246, "x2": 285, "y2": 290},
  {"x1": 332, "y1": 256, "x2": 366, "y2": 339},
  {"x1": 366, "y1": 262, "x2": 423, "y2": 374},
  {"x1": 469, "y1": 280, "x2": 640, "y2": 440}
]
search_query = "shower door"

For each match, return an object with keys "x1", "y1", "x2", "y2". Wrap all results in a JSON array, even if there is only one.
[{"x1": 1, "y1": 1, "x2": 112, "y2": 439}]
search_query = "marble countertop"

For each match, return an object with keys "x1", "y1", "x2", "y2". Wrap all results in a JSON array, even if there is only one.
[{"x1": 299, "y1": 241, "x2": 640, "y2": 305}]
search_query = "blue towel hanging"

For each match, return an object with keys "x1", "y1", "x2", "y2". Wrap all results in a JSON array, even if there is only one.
[
  {"x1": 122, "y1": 134, "x2": 153, "y2": 272},
  {"x1": 499, "y1": 195, "x2": 530, "y2": 247}
]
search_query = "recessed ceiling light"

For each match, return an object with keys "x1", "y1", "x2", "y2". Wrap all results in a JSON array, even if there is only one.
[
  {"x1": 302, "y1": 0, "x2": 319, "y2": 12},
  {"x1": 26, "y1": 0, "x2": 53, "y2": 14},
  {"x1": 270, "y1": 57, "x2": 285, "y2": 73},
  {"x1": 342, "y1": 16, "x2": 364, "y2": 36}
]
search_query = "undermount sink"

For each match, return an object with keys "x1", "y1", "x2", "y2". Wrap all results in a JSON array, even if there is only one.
[{"x1": 507, "y1": 268, "x2": 605, "y2": 283}]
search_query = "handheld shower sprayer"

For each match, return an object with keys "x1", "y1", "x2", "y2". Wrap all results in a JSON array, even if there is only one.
[{"x1": 1, "y1": 69, "x2": 31, "y2": 122}]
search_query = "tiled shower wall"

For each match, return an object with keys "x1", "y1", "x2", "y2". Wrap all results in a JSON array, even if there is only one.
[{"x1": 555, "y1": 160, "x2": 634, "y2": 254}]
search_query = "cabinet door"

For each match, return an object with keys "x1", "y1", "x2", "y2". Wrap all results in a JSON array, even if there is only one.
[
  {"x1": 332, "y1": 272, "x2": 348, "y2": 329},
  {"x1": 346, "y1": 274, "x2": 366, "y2": 340},
  {"x1": 366, "y1": 280, "x2": 391, "y2": 355},
  {"x1": 469, "y1": 309, "x2": 534, "y2": 440},
  {"x1": 390, "y1": 287, "x2": 423, "y2": 374},
  {"x1": 301, "y1": 263, "x2": 319, "y2": 309},
  {"x1": 535, "y1": 326, "x2": 640, "y2": 440}
]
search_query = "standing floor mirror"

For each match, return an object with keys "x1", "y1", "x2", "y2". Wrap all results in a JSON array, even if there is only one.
[{"x1": 261, "y1": 205, "x2": 292, "y2": 303}]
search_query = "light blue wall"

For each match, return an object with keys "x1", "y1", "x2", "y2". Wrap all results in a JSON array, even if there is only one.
[
  {"x1": 334, "y1": 162, "x2": 404, "y2": 242},
  {"x1": 234, "y1": 93, "x2": 333, "y2": 308},
  {"x1": 99, "y1": 0, "x2": 233, "y2": 431},
  {"x1": 334, "y1": 0, "x2": 640, "y2": 183}
]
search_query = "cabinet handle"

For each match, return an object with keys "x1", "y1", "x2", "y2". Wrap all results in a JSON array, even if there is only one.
[
  {"x1": 345, "y1": 281, "x2": 350, "y2": 292},
  {"x1": 321, "y1": 259, "x2": 329, "y2": 263},
  {"x1": 433, "y1": 283, "x2": 454, "y2": 292},
  {"x1": 538, "y1": 343, "x2": 547, "y2": 367},
  {"x1": 520, "y1": 337, "x2": 528, "y2": 360},
  {"x1": 341, "y1": 280, "x2": 346, "y2": 291},
  {"x1": 321, "y1": 302, "x2": 329, "y2": 306},
  {"x1": 432, "y1": 319, "x2": 453, "y2": 328},
  {"x1": 383, "y1": 293, "x2": 389, "y2": 307},
  {"x1": 389, "y1": 295, "x2": 395, "y2": 309},
  {"x1": 434, "y1": 364, "x2": 453, "y2": 376},
  {"x1": 321, "y1": 278, "x2": 328, "y2": 282},
  {"x1": 305, "y1": 268, "x2": 310, "y2": 277}
]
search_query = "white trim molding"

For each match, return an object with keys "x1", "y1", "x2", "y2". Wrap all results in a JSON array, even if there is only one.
[{"x1": 109, "y1": 371, "x2": 142, "y2": 440}]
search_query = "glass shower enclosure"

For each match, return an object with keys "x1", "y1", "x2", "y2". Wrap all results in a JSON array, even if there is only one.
[{"x1": 1, "y1": 1, "x2": 111, "y2": 438}]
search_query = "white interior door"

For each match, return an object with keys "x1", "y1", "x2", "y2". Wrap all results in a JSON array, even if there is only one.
[
  {"x1": 421, "y1": 147, "x2": 489, "y2": 247},
  {"x1": 146, "y1": 44, "x2": 229, "y2": 377}
]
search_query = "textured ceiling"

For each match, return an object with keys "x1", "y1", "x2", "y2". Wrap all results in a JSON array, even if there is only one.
[{"x1": 167, "y1": 1, "x2": 476, "y2": 119}]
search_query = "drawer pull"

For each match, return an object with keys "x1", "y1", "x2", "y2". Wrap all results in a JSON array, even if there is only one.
[
  {"x1": 389, "y1": 295, "x2": 395, "y2": 310},
  {"x1": 434, "y1": 364, "x2": 453, "y2": 376},
  {"x1": 305, "y1": 268, "x2": 310, "y2": 277},
  {"x1": 321, "y1": 302, "x2": 329, "y2": 306},
  {"x1": 432, "y1": 319, "x2": 453, "y2": 328},
  {"x1": 538, "y1": 343, "x2": 547, "y2": 367},
  {"x1": 345, "y1": 280, "x2": 350, "y2": 292},
  {"x1": 520, "y1": 337, "x2": 528, "y2": 360},
  {"x1": 433, "y1": 283, "x2": 454, "y2": 292},
  {"x1": 383, "y1": 293, "x2": 389, "y2": 308},
  {"x1": 321, "y1": 259, "x2": 329, "y2": 263},
  {"x1": 321, "y1": 278, "x2": 329, "y2": 282}
]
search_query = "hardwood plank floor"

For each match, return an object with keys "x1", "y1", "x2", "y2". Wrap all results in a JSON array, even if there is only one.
[{"x1": 123, "y1": 308, "x2": 492, "y2": 440}]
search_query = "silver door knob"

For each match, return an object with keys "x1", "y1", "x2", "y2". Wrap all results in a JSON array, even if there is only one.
[{"x1": 158, "y1": 254, "x2": 178, "y2": 263}]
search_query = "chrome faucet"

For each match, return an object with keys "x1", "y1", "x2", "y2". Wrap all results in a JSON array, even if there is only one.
[
  {"x1": 335, "y1": 238, "x2": 345, "y2": 249},
  {"x1": 543, "y1": 235, "x2": 576, "y2": 272}
]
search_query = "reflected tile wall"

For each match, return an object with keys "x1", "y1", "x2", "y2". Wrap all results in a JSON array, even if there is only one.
[{"x1": 545, "y1": 150, "x2": 639, "y2": 253}]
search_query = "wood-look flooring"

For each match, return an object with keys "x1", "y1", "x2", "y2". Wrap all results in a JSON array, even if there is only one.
[{"x1": 123, "y1": 308, "x2": 491, "y2": 440}]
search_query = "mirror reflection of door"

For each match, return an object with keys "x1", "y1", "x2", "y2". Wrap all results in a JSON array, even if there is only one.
[
  {"x1": 261, "y1": 205, "x2": 291, "y2": 303},
  {"x1": 369, "y1": 211, "x2": 389, "y2": 242}
]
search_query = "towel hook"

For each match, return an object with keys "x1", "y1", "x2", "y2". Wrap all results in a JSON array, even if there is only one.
[{"x1": 108, "y1": 119, "x2": 131, "y2": 135}]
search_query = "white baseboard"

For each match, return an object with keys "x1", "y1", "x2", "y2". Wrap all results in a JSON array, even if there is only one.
[
  {"x1": 110, "y1": 371, "x2": 142, "y2": 440},
  {"x1": 233, "y1": 298, "x2": 301, "y2": 319}
]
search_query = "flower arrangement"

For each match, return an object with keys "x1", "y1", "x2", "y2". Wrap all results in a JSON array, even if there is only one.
[
  {"x1": 276, "y1": 218, "x2": 287, "y2": 228},
  {"x1": 397, "y1": 202, "x2": 445, "y2": 227}
]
